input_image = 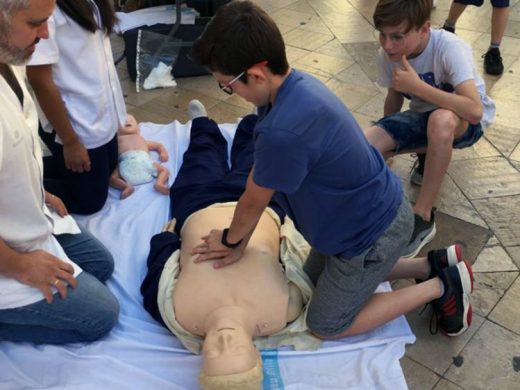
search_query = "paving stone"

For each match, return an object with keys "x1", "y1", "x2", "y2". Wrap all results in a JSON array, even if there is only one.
[
  {"x1": 294, "y1": 52, "x2": 354, "y2": 77},
  {"x1": 472, "y1": 272, "x2": 518, "y2": 317},
  {"x1": 445, "y1": 320, "x2": 520, "y2": 389},
  {"x1": 404, "y1": 306, "x2": 485, "y2": 375},
  {"x1": 432, "y1": 379, "x2": 465, "y2": 390},
  {"x1": 325, "y1": 78, "x2": 380, "y2": 111},
  {"x1": 486, "y1": 123, "x2": 520, "y2": 157},
  {"x1": 506, "y1": 246, "x2": 520, "y2": 269},
  {"x1": 401, "y1": 356, "x2": 440, "y2": 390},
  {"x1": 342, "y1": 41, "x2": 381, "y2": 81},
  {"x1": 283, "y1": 28, "x2": 334, "y2": 51},
  {"x1": 489, "y1": 277, "x2": 520, "y2": 334},
  {"x1": 474, "y1": 195, "x2": 520, "y2": 247},
  {"x1": 473, "y1": 246, "x2": 519, "y2": 272},
  {"x1": 448, "y1": 157, "x2": 520, "y2": 200},
  {"x1": 451, "y1": 137, "x2": 500, "y2": 161}
]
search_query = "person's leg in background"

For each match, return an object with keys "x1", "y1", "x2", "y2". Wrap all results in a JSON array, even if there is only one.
[
  {"x1": 442, "y1": 0, "x2": 509, "y2": 75},
  {"x1": 484, "y1": 0, "x2": 510, "y2": 75}
]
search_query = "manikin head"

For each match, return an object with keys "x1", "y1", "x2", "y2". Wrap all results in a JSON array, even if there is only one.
[
  {"x1": 118, "y1": 114, "x2": 140, "y2": 136},
  {"x1": 373, "y1": 0, "x2": 432, "y2": 62},
  {"x1": 0, "y1": 0, "x2": 54, "y2": 65},
  {"x1": 199, "y1": 326, "x2": 263, "y2": 390},
  {"x1": 191, "y1": 0, "x2": 289, "y2": 108}
]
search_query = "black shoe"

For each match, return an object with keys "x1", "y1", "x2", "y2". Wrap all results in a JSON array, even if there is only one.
[
  {"x1": 410, "y1": 153, "x2": 426, "y2": 186},
  {"x1": 430, "y1": 261, "x2": 474, "y2": 336},
  {"x1": 402, "y1": 209, "x2": 436, "y2": 258},
  {"x1": 442, "y1": 24, "x2": 455, "y2": 34},
  {"x1": 415, "y1": 243, "x2": 464, "y2": 284},
  {"x1": 483, "y1": 48, "x2": 504, "y2": 75}
]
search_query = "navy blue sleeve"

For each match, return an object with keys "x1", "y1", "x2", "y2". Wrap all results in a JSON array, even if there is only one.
[
  {"x1": 253, "y1": 130, "x2": 311, "y2": 194},
  {"x1": 140, "y1": 231, "x2": 181, "y2": 327}
]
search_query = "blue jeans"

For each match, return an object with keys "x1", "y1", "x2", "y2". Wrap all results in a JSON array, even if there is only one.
[
  {"x1": 454, "y1": 0, "x2": 509, "y2": 7},
  {"x1": 0, "y1": 229, "x2": 119, "y2": 344},
  {"x1": 374, "y1": 110, "x2": 483, "y2": 153}
]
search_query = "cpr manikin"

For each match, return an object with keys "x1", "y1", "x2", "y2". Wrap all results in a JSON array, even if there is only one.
[
  {"x1": 109, "y1": 114, "x2": 169, "y2": 199},
  {"x1": 173, "y1": 207, "x2": 304, "y2": 389},
  {"x1": 141, "y1": 101, "x2": 316, "y2": 390}
]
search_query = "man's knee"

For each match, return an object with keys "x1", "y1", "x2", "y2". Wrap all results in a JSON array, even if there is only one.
[{"x1": 76, "y1": 287, "x2": 119, "y2": 342}]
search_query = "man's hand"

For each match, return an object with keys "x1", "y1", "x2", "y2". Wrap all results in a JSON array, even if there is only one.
[
  {"x1": 191, "y1": 229, "x2": 246, "y2": 269},
  {"x1": 392, "y1": 55, "x2": 421, "y2": 95},
  {"x1": 63, "y1": 141, "x2": 91, "y2": 173},
  {"x1": 45, "y1": 191, "x2": 68, "y2": 217},
  {"x1": 13, "y1": 250, "x2": 78, "y2": 304}
]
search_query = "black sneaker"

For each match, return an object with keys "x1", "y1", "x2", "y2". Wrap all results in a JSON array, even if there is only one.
[
  {"x1": 442, "y1": 24, "x2": 455, "y2": 34},
  {"x1": 402, "y1": 209, "x2": 436, "y2": 258},
  {"x1": 483, "y1": 48, "x2": 504, "y2": 75},
  {"x1": 431, "y1": 261, "x2": 474, "y2": 336},
  {"x1": 410, "y1": 153, "x2": 426, "y2": 186},
  {"x1": 415, "y1": 243, "x2": 464, "y2": 284}
]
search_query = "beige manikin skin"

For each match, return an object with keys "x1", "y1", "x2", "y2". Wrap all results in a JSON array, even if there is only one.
[
  {"x1": 109, "y1": 114, "x2": 169, "y2": 198},
  {"x1": 173, "y1": 206, "x2": 304, "y2": 375}
]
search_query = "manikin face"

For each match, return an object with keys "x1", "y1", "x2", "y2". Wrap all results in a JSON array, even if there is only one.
[
  {"x1": 202, "y1": 327, "x2": 258, "y2": 376},
  {"x1": 0, "y1": 0, "x2": 55, "y2": 65},
  {"x1": 213, "y1": 70, "x2": 271, "y2": 108},
  {"x1": 378, "y1": 21, "x2": 430, "y2": 62}
]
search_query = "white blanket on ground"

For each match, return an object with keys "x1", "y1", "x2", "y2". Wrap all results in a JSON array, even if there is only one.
[{"x1": 0, "y1": 121, "x2": 415, "y2": 390}]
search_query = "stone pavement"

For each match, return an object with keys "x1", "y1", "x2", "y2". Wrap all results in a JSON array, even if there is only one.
[{"x1": 112, "y1": 1, "x2": 520, "y2": 388}]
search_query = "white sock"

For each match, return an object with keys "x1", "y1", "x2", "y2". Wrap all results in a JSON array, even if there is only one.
[
  {"x1": 438, "y1": 279, "x2": 445, "y2": 298},
  {"x1": 188, "y1": 99, "x2": 207, "y2": 120}
]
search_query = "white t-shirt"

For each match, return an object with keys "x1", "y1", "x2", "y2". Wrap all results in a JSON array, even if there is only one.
[
  {"x1": 0, "y1": 66, "x2": 81, "y2": 310},
  {"x1": 28, "y1": 2, "x2": 127, "y2": 149},
  {"x1": 377, "y1": 29, "x2": 495, "y2": 129}
]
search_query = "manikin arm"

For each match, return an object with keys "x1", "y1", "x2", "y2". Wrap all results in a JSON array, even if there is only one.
[{"x1": 146, "y1": 140, "x2": 168, "y2": 162}]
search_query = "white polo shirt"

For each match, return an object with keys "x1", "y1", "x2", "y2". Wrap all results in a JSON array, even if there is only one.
[
  {"x1": 0, "y1": 66, "x2": 81, "y2": 310},
  {"x1": 28, "y1": 1, "x2": 127, "y2": 149}
]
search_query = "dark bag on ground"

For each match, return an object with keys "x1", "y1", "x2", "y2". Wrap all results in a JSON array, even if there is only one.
[{"x1": 123, "y1": 19, "x2": 210, "y2": 81}]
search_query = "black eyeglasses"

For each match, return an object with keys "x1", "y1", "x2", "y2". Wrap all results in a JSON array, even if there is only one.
[{"x1": 218, "y1": 70, "x2": 246, "y2": 95}]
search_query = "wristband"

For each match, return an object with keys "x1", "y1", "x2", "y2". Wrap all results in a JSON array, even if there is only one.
[{"x1": 221, "y1": 228, "x2": 243, "y2": 249}]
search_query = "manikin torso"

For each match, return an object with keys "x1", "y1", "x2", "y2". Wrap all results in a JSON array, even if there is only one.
[{"x1": 173, "y1": 206, "x2": 302, "y2": 338}]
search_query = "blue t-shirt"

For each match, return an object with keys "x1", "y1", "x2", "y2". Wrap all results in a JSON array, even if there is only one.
[{"x1": 254, "y1": 69, "x2": 403, "y2": 257}]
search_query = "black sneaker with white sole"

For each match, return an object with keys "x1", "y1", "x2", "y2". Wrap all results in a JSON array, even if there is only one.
[
  {"x1": 401, "y1": 209, "x2": 436, "y2": 258},
  {"x1": 431, "y1": 261, "x2": 474, "y2": 337},
  {"x1": 415, "y1": 243, "x2": 464, "y2": 284},
  {"x1": 483, "y1": 47, "x2": 504, "y2": 75}
]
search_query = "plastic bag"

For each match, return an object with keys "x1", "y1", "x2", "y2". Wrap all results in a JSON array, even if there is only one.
[{"x1": 136, "y1": 29, "x2": 181, "y2": 92}]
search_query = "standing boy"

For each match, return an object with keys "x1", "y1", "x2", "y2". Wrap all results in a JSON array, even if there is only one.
[
  {"x1": 365, "y1": 0, "x2": 495, "y2": 257},
  {"x1": 190, "y1": 0, "x2": 474, "y2": 339}
]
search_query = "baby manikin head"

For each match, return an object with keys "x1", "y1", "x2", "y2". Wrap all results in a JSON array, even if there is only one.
[
  {"x1": 198, "y1": 327, "x2": 263, "y2": 390},
  {"x1": 118, "y1": 114, "x2": 140, "y2": 136}
]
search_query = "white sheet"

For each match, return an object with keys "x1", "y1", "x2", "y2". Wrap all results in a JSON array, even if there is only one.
[{"x1": 0, "y1": 121, "x2": 415, "y2": 390}]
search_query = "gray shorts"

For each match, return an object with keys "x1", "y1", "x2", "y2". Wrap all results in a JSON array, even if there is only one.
[{"x1": 304, "y1": 196, "x2": 413, "y2": 337}]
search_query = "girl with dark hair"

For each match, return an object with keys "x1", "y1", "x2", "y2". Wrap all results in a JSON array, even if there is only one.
[{"x1": 27, "y1": 0, "x2": 127, "y2": 215}]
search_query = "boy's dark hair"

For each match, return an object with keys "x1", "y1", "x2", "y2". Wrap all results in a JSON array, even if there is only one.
[
  {"x1": 57, "y1": 0, "x2": 116, "y2": 34},
  {"x1": 191, "y1": 0, "x2": 289, "y2": 79},
  {"x1": 373, "y1": 0, "x2": 432, "y2": 32}
]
